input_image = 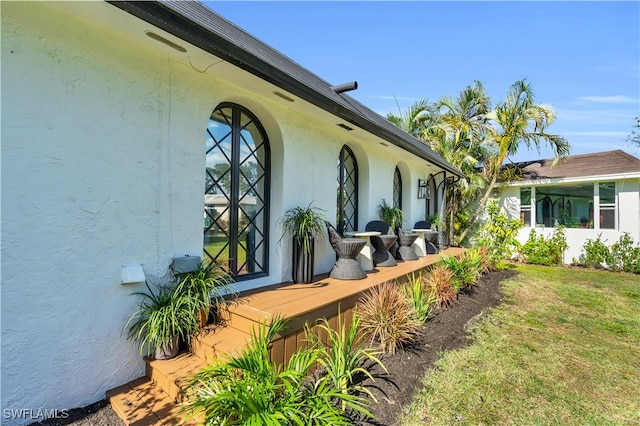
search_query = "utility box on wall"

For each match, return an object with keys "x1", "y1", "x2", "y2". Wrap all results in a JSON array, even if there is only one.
[{"x1": 171, "y1": 255, "x2": 201, "y2": 274}]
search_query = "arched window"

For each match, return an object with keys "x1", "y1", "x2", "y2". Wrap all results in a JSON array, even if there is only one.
[
  {"x1": 204, "y1": 103, "x2": 270, "y2": 280},
  {"x1": 393, "y1": 166, "x2": 402, "y2": 210},
  {"x1": 337, "y1": 145, "x2": 358, "y2": 235}
]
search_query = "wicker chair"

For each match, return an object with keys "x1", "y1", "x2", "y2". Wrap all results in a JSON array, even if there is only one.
[
  {"x1": 414, "y1": 220, "x2": 439, "y2": 254},
  {"x1": 365, "y1": 221, "x2": 398, "y2": 267},
  {"x1": 326, "y1": 223, "x2": 367, "y2": 280},
  {"x1": 396, "y1": 228, "x2": 419, "y2": 261}
]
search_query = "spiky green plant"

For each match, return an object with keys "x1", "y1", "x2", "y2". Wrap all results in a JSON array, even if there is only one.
[
  {"x1": 183, "y1": 316, "x2": 367, "y2": 425},
  {"x1": 358, "y1": 281, "x2": 420, "y2": 354},
  {"x1": 402, "y1": 272, "x2": 436, "y2": 323},
  {"x1": 376, "y1": 199, "x2": 403, "y2": 230},
  {"x1": 439, "y1": 253, "x2": 481, "y2": 293},
  {"x1": 125, "y1": 281, "x2": 198, "y2": 356},
  {"x1": 307, "y1": 311, "x2": 387, "y2": 411},
  {"x1": 279, "y1": 203, "x2": 327, "y2": 254},
  {"x1": 174, "y1": 262, "x2": 232, "y2": 325}
]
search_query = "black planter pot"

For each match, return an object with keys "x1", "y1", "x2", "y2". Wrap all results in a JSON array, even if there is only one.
[{"x1": 292, "y1": 235, "x2": 314, "y2": 283}]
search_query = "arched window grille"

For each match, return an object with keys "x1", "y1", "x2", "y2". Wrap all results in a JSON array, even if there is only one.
[
  {"x1": 204, "y1": 103, "x2": 270, "y2": 280},
  {"x1": 336, "y1": 145, "x2": 358, "y2": 235}
]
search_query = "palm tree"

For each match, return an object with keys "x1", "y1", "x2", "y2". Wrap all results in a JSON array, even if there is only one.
[
  {"x1": 385, "y1": 98, "x2": 438, "y2": 139},
  {"x1": 458, "y1": 79, "x2": 570, "y2": 242}
]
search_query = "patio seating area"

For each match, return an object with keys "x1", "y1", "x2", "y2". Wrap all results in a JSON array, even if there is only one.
[{"x1": 107, "y1": 246, "x2": 465, "y2": 426}]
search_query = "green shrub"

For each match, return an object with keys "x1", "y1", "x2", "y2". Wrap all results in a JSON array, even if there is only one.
[
  {"x1": 423, "y1": 265, "x2": 457, "y2": 309},
  {"x1": 439, "y1": 253, "x2": 481, "y2": 293},
  {"x1": 475, "y1": 200, "x2": 522, "y2": 268},
  {"x1": 578, "y1": 235, "x2": 613, "y2": 269},
  {"x1": 610, "y1": 233, "x2": 640, "y2": 273},
  {"x1": 184, "y1": 317, "x2": 370, "y2": 425},
  {"x1": 520, "y1": 227, "x2": 568, "y2": 266},
  {"x1": 358, "y1": 281, "x2": 420, "y2": 354},
  {"x1": 402, "y1": 273, "x2": 436, "y2": 323}
]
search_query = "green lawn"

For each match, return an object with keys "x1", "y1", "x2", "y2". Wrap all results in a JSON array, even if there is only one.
[{"x1": 401, "y1": 264, "x2": 640, "y2": 425}]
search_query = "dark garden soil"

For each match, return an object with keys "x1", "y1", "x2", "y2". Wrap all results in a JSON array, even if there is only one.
[{"x1": 32, "y1": 269, "x2": 515, "y2": 426}]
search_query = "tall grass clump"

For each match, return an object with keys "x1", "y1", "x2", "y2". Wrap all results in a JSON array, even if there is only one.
[
  {"x1": 307, "y1": 311, "x2": 387, "y2": 410},
  {"x1": 423, "y1": 265, "x2": 457, "y2": 309},
  {"x1": 358, "y1": 281, "x2": 421, "y2": 354},
  {"x1": 402, "y1": 273, "x2": 436, "y2": 323}
]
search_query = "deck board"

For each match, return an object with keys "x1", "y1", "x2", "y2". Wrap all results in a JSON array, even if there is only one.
[{"x1": 235, "y1": 247, "x2": 465, "y2": 321}]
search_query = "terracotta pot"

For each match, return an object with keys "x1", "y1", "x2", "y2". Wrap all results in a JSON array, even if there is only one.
[
  {"x1": 154, "y1": 335, "x2": 179, "y2": 360},
  {"x1": 197, "y1": 306, "x2": 210, "y2": 328}
]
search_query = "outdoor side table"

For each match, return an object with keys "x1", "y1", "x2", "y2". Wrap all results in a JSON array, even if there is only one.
[
  {"x1": 411, "y1": 228, "x2": 430, "y2": 257},
  {"x1": 344, "y1": 231, "x2": 381, "y2": 271},
  {"x1": 422, "y1": 230, "x2": 440, "y2": 254}
]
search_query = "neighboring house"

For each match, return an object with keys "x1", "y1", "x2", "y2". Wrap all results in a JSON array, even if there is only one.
[
  {"x1": 495, "y1": 150, "x2": 640, "y2": 263},
  {"x1": 1, "y1": 1, "x2": 462, "y2": 422}
]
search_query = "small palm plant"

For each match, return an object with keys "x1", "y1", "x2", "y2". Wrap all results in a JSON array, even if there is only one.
[
  {"x1": 377, "y1": 199, "x2": 403, "y2": 230},
  {"x1": 439, "y1": 253, "x2": 480, "y2": 293},
  {"x1": 183, "y1": 316, "x2": 370, "y2": 425}
]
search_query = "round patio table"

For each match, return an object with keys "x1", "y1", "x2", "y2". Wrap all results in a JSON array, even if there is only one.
[{"x1": 344, "y1": 231, "x2": 381, "y2": 271}]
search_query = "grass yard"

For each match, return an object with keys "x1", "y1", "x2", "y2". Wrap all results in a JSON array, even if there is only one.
[{"x1": 401, "y1": 264, "x2": 640, "y2": 425}]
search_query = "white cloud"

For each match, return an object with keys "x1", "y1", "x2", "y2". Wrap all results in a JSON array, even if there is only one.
[{"x1": 577, "y1": 95, "x2": 638, "y2": 104}]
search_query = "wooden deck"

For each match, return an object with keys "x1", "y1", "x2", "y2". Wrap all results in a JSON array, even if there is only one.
[{"x1": 108, "y1": 247, "x2": 466, "y2": 425}]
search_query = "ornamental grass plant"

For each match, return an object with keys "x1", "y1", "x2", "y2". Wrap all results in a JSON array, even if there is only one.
[
  {"x1": 358, "y1": 281, "x2": 420, "y2": 354},
  {"x1": 423, "y1": 265, "x2": 457, "y2": 309}
]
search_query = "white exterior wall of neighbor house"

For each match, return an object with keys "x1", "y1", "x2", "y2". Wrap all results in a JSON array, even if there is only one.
[
  {"x1": 1, "y1": 3, "x2": 445, "y2": 421},
  {"x1": 496, "y1": 178, "x2": 640, "y2": 264}
]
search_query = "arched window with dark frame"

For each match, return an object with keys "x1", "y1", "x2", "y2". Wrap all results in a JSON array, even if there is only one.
[
  {"x1": 393, "y1": 166, "x2": 402, "y2": 210},
  {"x1": 204, "y1": 103, "x2": 270, "y2": 280},
  {"x1": 337, "y1": 145, "x2": 358, "y2": 235}
]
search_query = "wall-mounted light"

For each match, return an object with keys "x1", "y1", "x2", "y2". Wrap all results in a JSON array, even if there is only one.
[
  {"x1": 417, "y1": 179, "x2": 429, "y2": 199},
  {"x1": 171, "y1": 255, "x2": 201, "y2": 274}
]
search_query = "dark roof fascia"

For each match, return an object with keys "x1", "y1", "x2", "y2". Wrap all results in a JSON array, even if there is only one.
[{"x1": 106, "y1": 0, "x2": 463, "y2": 178}]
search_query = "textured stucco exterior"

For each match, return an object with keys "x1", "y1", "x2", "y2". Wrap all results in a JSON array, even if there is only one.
[{"x1": 1, "y1": 2, "x2": 452, "y2": 421}]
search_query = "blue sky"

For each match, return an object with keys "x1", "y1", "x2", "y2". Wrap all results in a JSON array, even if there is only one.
[{"x1": 204, "y1": 1, "x2": 639, "y2": 162}]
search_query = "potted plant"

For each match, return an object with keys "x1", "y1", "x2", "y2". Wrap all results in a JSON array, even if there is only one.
[
  {"x1": 427, "y1": 214, "x2": 447, "y2": 249},
  {"x1": 279, "y1": 203, "x2": 327, "y2": 283},
  {"x1": 377, "y1": 199, "x2": 403, "y2": 231},
  {"x1": 125, "y1": 281, "x2": 198, "y2": 360},
  {"x1": 174, "y1": 262, "x2": 232, "y2": 327}
]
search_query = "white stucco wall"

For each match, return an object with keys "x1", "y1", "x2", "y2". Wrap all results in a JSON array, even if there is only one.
[
  {"x1": 1, "y1": 3, "x2": 449, "y2": 421},
  {"x1": 495, "y1": 180, "x2": 640, "y2": 264}
]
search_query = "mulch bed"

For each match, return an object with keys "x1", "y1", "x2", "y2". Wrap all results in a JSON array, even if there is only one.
[{"x1": 32, "y1": 269, "x2": 516, "y2": 426}]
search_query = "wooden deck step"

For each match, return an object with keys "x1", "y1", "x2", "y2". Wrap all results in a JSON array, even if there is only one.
[
  {"x1": 107, "y1": 247, "x2": 467, "y2": 425},
  {"x1": 190, "y1": 324, "x2": 252, "y2": 362},
  {"x1": 106, "y1": 376, "x2": 198, "y2": 426}
]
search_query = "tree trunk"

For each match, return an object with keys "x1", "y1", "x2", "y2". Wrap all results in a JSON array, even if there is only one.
[
  {"x1": 459, "y1": 174, "x2": 499, "y2": 243},
  {"x1": 292, "y1": 235, "x2": 314, "y2": 283}
]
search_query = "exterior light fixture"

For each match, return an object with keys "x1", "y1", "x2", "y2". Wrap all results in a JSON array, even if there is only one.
[{"x1": 417, "y1": 179, "x2": 429, "y2": 199}]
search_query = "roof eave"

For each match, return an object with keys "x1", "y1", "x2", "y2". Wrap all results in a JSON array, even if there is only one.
[{"x1": 107, "y1": 0, "x2": 464, "y2": 178}]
